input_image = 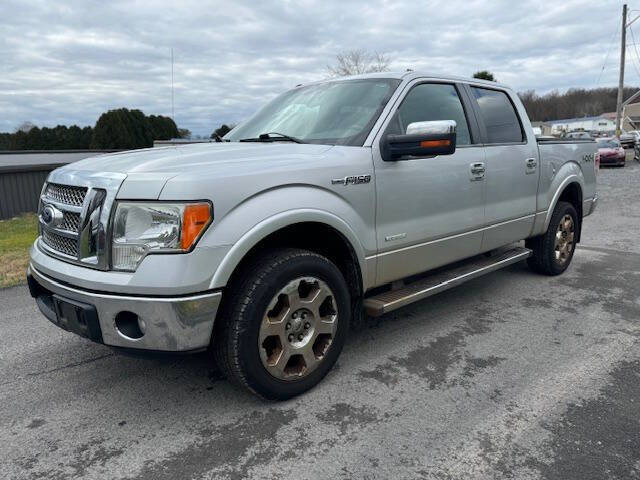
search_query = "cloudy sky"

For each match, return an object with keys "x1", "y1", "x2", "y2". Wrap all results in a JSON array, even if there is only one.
[{"x1": 0, "y1": 0, "x2": 633, "y2": 136}]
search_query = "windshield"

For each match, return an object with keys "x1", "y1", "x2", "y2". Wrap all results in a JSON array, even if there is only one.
[
  {"x1": 597, "y1": 139, "x2": 620, "y2": 148},
  {"x1": 225, "y1": 78, "x2": 401, "y2": 146}
]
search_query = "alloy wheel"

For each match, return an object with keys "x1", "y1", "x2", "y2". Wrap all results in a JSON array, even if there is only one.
[
  {"x1": 258, "y1": 277, "x2": 338, "y2": 380},
  {"x1": 554, "y1": 214, "x2": 575, "y2": 265}
]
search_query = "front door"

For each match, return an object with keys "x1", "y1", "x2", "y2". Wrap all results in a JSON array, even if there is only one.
[{"x1": 372, "y1": 81, "x2": 486, "y2": 286}]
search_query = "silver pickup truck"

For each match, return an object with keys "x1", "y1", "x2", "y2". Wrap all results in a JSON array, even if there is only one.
[{"x1": 28, "y1": 72, "x2": 598, "y2": 399}]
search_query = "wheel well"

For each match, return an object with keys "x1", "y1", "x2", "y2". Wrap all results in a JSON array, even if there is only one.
[
  {"x1": 558, "y1": 182, "x2": 583, "y2": 242},
  {"x1": 226, "y1": 222, "x2": 363, "y2": 301}
]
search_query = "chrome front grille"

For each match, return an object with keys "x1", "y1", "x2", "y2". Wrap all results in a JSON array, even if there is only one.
[
  {"x1": 38, "y1": 181, "x2": 110, "y2": 268},
  {"x1": 60, "y1": 211, "x2": 81, "y2": 232},
  {"x1": 37, "y1": 172, "x2": 124, "y2": 270},
  {"x1": 44, "y1": 183, "x2": 87, "y2": 207},
  {"x1": 42, "y1": 230, "x2": 78, "y2": 257}
]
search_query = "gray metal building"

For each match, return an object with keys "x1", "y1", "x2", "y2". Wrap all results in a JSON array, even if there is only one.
[{"x1": 0, "y1": 151, "x2": 114, "y2": 220}]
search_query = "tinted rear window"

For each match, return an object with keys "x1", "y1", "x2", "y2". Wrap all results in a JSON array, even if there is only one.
[
  {"x1": 597, "y1": 139, "x2": 620, "y2": 148},
  {"x1": 471, "y1": 87, "x2": 524, "y2": 144}
]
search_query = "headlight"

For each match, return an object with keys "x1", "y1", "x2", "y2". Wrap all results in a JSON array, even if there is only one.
[{"x1": 111, "y1": 201, "x2": 212, "y2": 271}]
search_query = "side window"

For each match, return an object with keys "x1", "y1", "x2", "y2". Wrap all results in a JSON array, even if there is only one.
[
  {"x1": 389, "y1": 83, "x2": 472, "y2": 146},
  {"x1": 470, "y1": 87, "x2": 524, "y2": 144}
]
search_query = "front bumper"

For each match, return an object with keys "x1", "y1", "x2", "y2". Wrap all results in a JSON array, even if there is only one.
[
  {"x1": 599, "y1": 156, "x2": 626, "y2": 166},
  {"x1": 28, "y1": 265, "x2": 222, "y2": 352}
]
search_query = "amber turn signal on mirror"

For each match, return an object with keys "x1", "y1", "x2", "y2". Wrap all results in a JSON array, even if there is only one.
[{"x1": 420, "y1": 139, "x2": 451, "y2": 148}]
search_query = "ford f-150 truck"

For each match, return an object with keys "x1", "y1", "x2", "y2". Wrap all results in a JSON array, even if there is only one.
[{"x1": 28, "y1": 72, "x2": 598, "y2": 399}]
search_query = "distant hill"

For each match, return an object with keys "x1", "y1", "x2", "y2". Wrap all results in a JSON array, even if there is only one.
[{"x1": 518, "y1": 87, "x2": 640, "y2": 122}]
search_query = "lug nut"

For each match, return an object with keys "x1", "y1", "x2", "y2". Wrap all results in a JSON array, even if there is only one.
[
  {"x1": 301, "y1": 313, "x2": 307, "y2": 319},
  {"x1": 292, "y1": 312, "x2": 298, "y2": 319},
  {"x1": 285, "y1": 322, "x2": 291, "y2": 330},
  {"x1": 288, "y1": 334, "x2": 294, "y2": 342},
  {"x1": 304, "y1": 322, "x2": 310, "y2": 329},
  {"x1": 298, "y1": 334, "x2": 304, "y2": 341}
]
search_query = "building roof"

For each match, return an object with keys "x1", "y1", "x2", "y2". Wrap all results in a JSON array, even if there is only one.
[
  {"x1": 0, "y1": 150, "x2": 116, "y2": 171},
  {"x1": 153, "y1": 139, "x2": 215, "y2": 146},
  {"x1": 546, "y1": 115, "x2": 613, "y2": 125}
]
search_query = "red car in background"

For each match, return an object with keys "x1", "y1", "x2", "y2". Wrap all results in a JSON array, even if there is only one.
[{"x1": 596, "y1": 137, "x2": 626, "y2": 167}]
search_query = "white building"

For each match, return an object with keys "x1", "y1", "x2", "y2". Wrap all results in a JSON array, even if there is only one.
[{"x1": 546, "y1": 115, "x2": 615, "y2": 135}]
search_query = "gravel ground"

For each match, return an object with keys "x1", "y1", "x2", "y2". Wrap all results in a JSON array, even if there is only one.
[{"x1": 1, "y1": 160, "x2": 639, "y2": 480}]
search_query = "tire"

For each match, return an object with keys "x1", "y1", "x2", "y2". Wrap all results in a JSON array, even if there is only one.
[
  {"x1": 213, "y1": 248, "x2": 351, "y2": 400},
  {"x1": 526, "y1": 201, "x2": 578, "y2": 276}
]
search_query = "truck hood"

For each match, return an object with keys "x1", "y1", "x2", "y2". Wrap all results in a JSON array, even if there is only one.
[
  {"x1": 54, "y1": 143, "x2": 335, "y2": 199},
  {"x1": 50, "y1": 142, "x2": 337, "y2": 200},
  {"x1": 62, "y1": 143, "x2": 334, "y2": 175}
]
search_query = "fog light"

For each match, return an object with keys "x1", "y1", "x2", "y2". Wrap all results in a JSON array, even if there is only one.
[{"x1": 114, "y1": 311, "x2": 144, "y2": 339}]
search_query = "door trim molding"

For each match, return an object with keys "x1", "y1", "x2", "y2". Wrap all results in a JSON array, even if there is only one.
[{"x1": 367, "y1": 213, "x2": 536, "y2": 260}]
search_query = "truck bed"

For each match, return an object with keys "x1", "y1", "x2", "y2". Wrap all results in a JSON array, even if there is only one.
[{"x1": 536, "y1": 137, "x2": 595, "y2": 144}]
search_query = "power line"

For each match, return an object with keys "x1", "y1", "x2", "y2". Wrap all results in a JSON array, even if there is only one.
[
  {"x1": 597, "y1": 18, "x2": 620, "y2": 85},
  {"x1": 628, "y1": 24, "x2": 640, "y2": 79}
]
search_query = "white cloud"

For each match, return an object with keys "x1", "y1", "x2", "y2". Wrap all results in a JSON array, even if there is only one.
[{"x1": 0, "y1": 0, "x2": 630, "y2": 135}]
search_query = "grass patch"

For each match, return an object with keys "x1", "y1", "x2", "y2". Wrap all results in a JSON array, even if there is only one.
[{"x1": 0, "y1": 213, "x2": 39, "y2": 288}]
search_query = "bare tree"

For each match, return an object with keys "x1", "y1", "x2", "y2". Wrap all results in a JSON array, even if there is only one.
[
  {"x1": 15, "y1": 121, "x2": 36, "y2": 133},
  {"x1": 327, "y1": 49, "x2": 391, "y2": 77},
  {"x1": 517, "y1": 86, "x2": 640, "y2": 122}
]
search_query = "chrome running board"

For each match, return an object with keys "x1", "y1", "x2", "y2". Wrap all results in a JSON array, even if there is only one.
[{"x1": 363, "y1": 246, "x2": 532, "y2": 317}]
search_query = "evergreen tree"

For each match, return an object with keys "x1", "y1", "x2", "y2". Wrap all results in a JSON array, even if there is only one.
[
  {"x1": 212, "y1": 124, "x2": 232, "y2": 138},
  {"x1": 148, "y1": 115, "x2": 179, "y2": 140},
  {"x1": 0, "y1": 133, "x2": 11, "y2": 149},
  {"x1": 473, "y1": 71, "x2": 496, "y2": 82},
  {"x1": 90, "y1": 108, "x2": 153, "y2": 149},
  {"x1": 0, "y1": 109, "x2": 183, "y2": 150}
]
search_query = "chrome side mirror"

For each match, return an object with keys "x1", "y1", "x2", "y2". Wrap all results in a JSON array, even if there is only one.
[
  {"x1": 405, "y1": 120, "x2": 456, "y2": 136},
  {"x1": 381, "y1": 120, "x2": 457, "y2": 161}
]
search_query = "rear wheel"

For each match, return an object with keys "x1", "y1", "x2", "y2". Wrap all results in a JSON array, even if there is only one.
[
  {"x1": 526, "y1": 201, "x2": 578, "y2": 275},
  {"x1": 214, "y1": 248, "x2": 350, "y2": 400}
]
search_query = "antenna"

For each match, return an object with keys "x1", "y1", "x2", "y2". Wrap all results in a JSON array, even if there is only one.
[{"x1": 171, "y1": 48, "x2": 175, "y2": 120}]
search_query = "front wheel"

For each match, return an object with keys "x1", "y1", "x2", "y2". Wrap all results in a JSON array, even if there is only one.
[
  {"x1": 526, "y1": 201, "x2": 578, "y2": 275},
  {"x1": 214, "y1": 248, "x2": 351, "y2": 400}
]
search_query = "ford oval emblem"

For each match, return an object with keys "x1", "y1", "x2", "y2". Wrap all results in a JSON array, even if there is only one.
[{"x1": 41, "y1": 205, "x2": 63, "y2": 227}]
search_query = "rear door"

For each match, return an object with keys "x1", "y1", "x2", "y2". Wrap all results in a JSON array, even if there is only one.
[
  {"x1": 465, "y1": 85, "x2": 539, "y2": 251},
  {"x1": 372, "y1": 81, "x2": 486, "y2": 285}
]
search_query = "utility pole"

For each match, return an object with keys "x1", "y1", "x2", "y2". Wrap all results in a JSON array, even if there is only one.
[
  {"x1": 616, "y1": 4, "x2": 627, "y2": 137},
  {"x1": 171, "y1": 48, "x2": 175, "y2": 121}
]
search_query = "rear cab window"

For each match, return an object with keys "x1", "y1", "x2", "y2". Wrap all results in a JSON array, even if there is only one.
[{"x1": 470, "y1": 87, "x2": 524, "y2": 144}]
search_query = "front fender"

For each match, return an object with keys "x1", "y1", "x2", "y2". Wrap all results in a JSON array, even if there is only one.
[
  {"x1": 208, "y1": 208, "x2": 369, "y2": 291},
  {"x1": 198, "y1": 183, "x2": 375, "y2": 291}
]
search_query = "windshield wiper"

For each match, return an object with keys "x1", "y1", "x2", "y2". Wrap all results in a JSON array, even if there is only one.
[
  {"x1": 239, "y1": 132, "x2": 305, "y2": 144},
  {"x1": 211, "y1": 133, "x2": 231, "y2": 142}
]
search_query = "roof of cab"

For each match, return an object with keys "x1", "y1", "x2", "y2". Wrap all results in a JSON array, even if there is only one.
[{"x1": 303, "y1": 71, "x2": 511, "y2": 90}]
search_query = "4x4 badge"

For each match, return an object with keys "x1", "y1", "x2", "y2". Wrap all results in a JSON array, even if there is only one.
[{"x1": 331, "y1": 174, "x2": 371, "y2": 186}]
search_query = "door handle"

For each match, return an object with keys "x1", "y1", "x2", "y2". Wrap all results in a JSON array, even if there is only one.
[
  {"x1": 525, "y1": 157, "x2": 537, "y2": 174},
  {"x1": 470, "y1": 162, "x2": 485, "y2": 181}
]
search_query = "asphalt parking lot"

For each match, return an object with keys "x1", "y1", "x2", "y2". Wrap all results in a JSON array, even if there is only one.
[{"x1": 1, "y1": 160, "x2": 639, "y2": 480}]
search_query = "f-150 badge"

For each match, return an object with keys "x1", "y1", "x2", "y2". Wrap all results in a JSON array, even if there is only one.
[{"x1": 331, "y1": 175, "x2": 371, "y2": 186}]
